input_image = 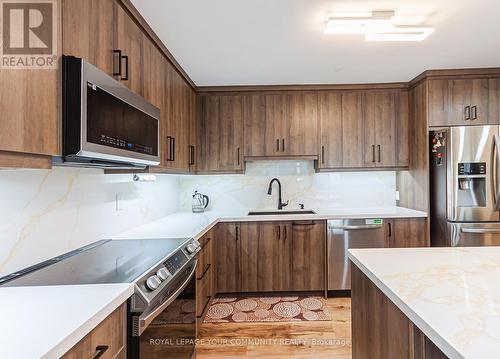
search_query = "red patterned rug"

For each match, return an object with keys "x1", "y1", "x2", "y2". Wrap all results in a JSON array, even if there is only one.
[{"x1": 203, "y1": 296, "x2": 332, "y2": 323}]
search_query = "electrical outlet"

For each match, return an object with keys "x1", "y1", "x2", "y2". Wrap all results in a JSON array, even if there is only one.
[
  {"x1": 395, "y1": 191, "x2": 400, "y2": 201},
  {"x1": 115, "y1": 193, "x2": 123, "y2": 211}
]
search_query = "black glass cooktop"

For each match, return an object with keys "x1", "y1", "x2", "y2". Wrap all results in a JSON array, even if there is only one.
[{"x1": 0, "y1": 238, "x2": 190, "y2": 287}]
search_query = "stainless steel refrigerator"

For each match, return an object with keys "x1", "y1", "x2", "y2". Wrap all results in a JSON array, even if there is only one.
[{"x1": 430, "y1": 125, "x2": 500, "y2": 246}]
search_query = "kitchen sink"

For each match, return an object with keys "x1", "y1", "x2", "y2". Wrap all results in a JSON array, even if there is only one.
[{"x1": 248, "y1": 210, "x2": 316, "y2": 215}]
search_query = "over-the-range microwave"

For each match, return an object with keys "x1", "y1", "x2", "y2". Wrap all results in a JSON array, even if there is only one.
[{"x1": 59, "y1": 55, "x2": 160, "y2": 169}]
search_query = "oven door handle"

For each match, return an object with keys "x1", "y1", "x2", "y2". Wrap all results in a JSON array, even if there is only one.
[
  {"x1": 137, "y1": 260, "x2": 197, "y2": 336},
  {"x1": 461, "y1": 227, "x2": 500, "y2": 234}
]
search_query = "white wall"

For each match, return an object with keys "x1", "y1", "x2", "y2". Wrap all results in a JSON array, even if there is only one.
[
  {"x1": 0, "y1": 168, "x2": 179, "y2": 276},
  {"x1": 179, "y1": 161, "x2": 396, "y2": 213}
]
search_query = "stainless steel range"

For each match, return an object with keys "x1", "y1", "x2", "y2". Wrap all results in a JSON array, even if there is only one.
[{"x1": 0, "y1": 237, "x2": 201, "y2": 358}]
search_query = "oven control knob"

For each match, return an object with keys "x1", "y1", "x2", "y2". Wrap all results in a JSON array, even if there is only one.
[
  {"x1": 186, "y1": 243, "x2": 198, "y2": 254},
  {"x1": 145, "y1": 275, "x2": 162, "y2": 291},
  {"x1": 156, "y1": 267, "x2": 170, "y2": 281}
]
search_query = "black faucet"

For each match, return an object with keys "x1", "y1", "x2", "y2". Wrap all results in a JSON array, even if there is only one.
[{"x1": 267, "y1": 178, "x2": 289, "y2": 210}]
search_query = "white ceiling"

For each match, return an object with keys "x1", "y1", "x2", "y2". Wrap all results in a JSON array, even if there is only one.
[{"x1": 132, "y1": 0, "x2": 500, "y2": 86}]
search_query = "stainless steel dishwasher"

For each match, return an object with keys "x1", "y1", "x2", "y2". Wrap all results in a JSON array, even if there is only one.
[{"x1": 328, "y1": 219, "x2": 386, "y2": 290}]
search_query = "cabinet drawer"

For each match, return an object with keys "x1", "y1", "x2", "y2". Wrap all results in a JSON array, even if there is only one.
[{"x1": 62, "y1": 303, "x2": 126, "y2": 359}]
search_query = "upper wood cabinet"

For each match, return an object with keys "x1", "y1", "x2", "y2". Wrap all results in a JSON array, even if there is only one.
[
  {"x1": 428, "y1": 78, "x2": 493, "y2": 126},
  {"x1": 318, "y1": 92, "x2": 343, "y2": 168},
  {"x1": 243, "y1": 93, "x2": 318, "y2": 158},
  {"x1": 198, "y1": 94, "x2": 243, "y2": 173},
  {"x1": 318, "y1": 89, "x2": 409, "y2": 170}
]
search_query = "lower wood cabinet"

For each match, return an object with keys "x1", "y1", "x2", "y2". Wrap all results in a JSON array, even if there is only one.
[
  {"x1": 385, "y1": 218, "x2": 429, "y2": 248},
  {"x1": 352, "y1": 265, "x2": 447, "y2": 359},
  {"x1": 216, "y1": 221, "x2": 326, "y2": 294},
  {"x1": 62, "y1": 303, "x2": 127, "y2": 359},
  {"x1": 196, "y1": 229, "x2": 215, "y2": 331},
  {"x1": 289, "y1": 221, "x2": 326, "y2": 291}
]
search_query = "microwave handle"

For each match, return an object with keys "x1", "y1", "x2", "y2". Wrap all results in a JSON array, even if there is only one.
[{"x1": 137, "y1": 260, "x2": 197, "y2": 336}]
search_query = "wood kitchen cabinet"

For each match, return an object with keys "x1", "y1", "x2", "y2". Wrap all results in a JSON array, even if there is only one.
[
  {"x1": 290, "y1": 221, "x2": 326, "y2": 291},
  {"x1": 196, "y1": 229, "x2": 215, "y2": 332},
  {"x1": 239, "y1": 222, "x2": 291, "y2": 292},
  {"x1": 318, "y1": 92, "x2": 343, "y2": 168},
  {"x1": 243, "y1": 93, "x2": 318, "y2": 158},
  {"x1": 62, "y1": 303, "x2": 127, "y2": 358},
  {"x1": 216, "y1": 223, "x2": 241, "y2": 293},
  {"x1": 318, "y1": 89, "x2": 408, "y2": 170},
  {"x1": 216, "y1": 221, "x2": 326, "y2": 294},
  {"x1": 385, "y1": 218, "x2": 429, "y2": 248},
  {"x1": 428, "y1": 78, "x2": 490, "y2": 126},
  {"x1": 198, "y1": 94, "x2": 243, "y2": 173}
]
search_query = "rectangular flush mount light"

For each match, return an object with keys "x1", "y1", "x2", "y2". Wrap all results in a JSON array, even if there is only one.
[{"x1": 325, "y1": 10, "x2": 434, "y2": 42}]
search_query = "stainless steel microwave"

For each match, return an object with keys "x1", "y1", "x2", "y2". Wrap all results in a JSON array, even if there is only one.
[{"x1": 60, "y1": 55, "x2": 160, "y2": 169}]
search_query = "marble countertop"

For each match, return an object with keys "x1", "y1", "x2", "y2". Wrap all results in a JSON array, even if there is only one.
[
  {"x1": 112, "y1": 206, "x2": 427, "y2": 240},
  {"x1": 0, "y1": 283, "x2": 134, "y2": 359},
  {"x1": 348, "y1": 247, "x2": 500, "y2": 359}
]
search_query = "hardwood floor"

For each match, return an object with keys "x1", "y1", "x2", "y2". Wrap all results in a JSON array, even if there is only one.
[{"x1": 196, "y1": 297, "x2": 352, "y2": 358}]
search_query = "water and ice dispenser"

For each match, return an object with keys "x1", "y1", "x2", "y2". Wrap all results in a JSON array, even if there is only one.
[{"x1": 457, "y1": 162, "x2": 487, "y2": 207}]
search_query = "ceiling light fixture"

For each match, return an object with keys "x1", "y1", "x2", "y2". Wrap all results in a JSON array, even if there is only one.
[{"x1": 325, "y1": 10, "x2": 434, "y2": 42}]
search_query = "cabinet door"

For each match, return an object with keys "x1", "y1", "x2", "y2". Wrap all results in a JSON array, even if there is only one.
[
  {"x1": 365, "y1": 91, "x2": 397, "y2": 167},
  {"x1": 216, "y1": 223, "x2": 241, "y2": 293},
  {"x1": 198, "y1": 95, "x2": 243, "y2": 172},
  {"x1": 285, "y1": 93, "x2": 318, "y2": 156},
  {"x1": 318, "y1": 92, "x2": 343, "y2": 168},
  {"x1": 396, "y1": 91, "x2": 409, "y2": 168},
  {"x1": 386, "y1": 219, "x2": 428, "y2": 248},
  {"x1": 219, "y1": 95, "x2": 243, "y2": 171},
  {"x1": 114, "y1": 3, "x2": 147, "y2": 96},
  {"x1": 62, "y1": 0, "x2": 115, "y2": 75},
  {"x1": 164, "y1": 68, "x2": 190, "y2": 172},
  {"x1": 290, "y1": 221, "x2": 326, "y2": 291},
  {"x1": 243, "y1": 94, "x2": 267, "y2": 157},
  {"x1": 188, "y1": 89, "x2": 197, "y2": 172},
  {"x1": 265, "y1": 94, "x2": 287, "y2": 155},
  {"x1": 488, "y1": 78, "x2": 500, "y2": 125},
  {"x1": 428, "y1": 79, "x2": 489, "y2": 126},
  {"x1": 342, "y1": 93, "x2": 364, "y2": 168}
]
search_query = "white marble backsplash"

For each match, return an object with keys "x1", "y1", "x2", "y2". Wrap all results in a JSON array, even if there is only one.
[
  {"x1": 179, "y1": 161, "x2": 396, "y2": 213},
  {"x1": 0, "y1": 168, "x2": 180, "y2": 277},
  {"x1": 0, "y1": 161, "x2": 396, "y2": 277}
]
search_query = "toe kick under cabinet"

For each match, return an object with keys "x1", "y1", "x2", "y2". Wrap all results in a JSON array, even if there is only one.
[{"x1": 215, "y1": 221, "x2": 326, "y2": 294}]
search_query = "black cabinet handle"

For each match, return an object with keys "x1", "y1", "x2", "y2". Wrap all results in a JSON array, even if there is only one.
[
  {"x1": 121, "y1": 55, "x2": 129, "y2": 81},
  {"x1": 235, "y1": 226, "x2": 239, "y2": 241},
  {"x1": 321, "y1": 145, "x2": 325, "y2": 164},
  {"x1": 93, "y1": 345, "x2": 109, "y2": 359},
  {"x1": 277, "y1": 225, "x2": 281, "y2": 240},
  {"x1": 471, "y1": 105, "x2": 477, "y2": 120},
  {"x1": 276, "y1": 139, "x2": 280, "y2": 152},
  {"x1": 237, "y1": 147, "x2": 240, "y2": 166},
  {"x1": 197, "y1": 263, "x2": 211, "y2": 281},
  {"x1": 377, "y1": 145, "x2": 381, "y2": 163},
  {"x1": 464, "y1": 106, "x2": 471, "y2": 120},
  {"x1": 372, "y1": 145, "x2": 376, "y2": 163},
  {"x1": 166, "y1": 136, "x2": 174, "y2": 161},
  {"x1": 387, "y1": 222, "x2": 392, "y2": 237},
  {"x1": 283, "y1": 225, "x2": 287, "y2": 241},
  {"x1": 112, "y1": 50, "x2": 122, "y2": 76},
  {"x1": 188, "y1": 145, "x2": 195, "y2": 166},
  {"x1": 197, "y1": 296, "x2": 212, "y2": 319},
  {"x1": 282, "y1": 139, "x2": 285, "y2": 152}
]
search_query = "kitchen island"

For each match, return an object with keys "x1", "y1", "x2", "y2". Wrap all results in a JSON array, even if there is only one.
[{"x1": 348, "y1": 247, "x2": 500, "y2": 359}]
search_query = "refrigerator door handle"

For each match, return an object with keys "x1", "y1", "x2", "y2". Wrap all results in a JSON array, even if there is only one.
[
  {"x1": 493, "y1": 135, "x2": 500, "y2": 211},
  {"x1": 461, "y1": 227, "x2": 500, "y2": 234}
]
